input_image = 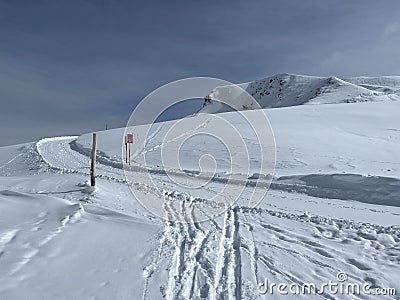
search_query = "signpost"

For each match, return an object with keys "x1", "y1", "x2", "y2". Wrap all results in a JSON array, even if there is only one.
[{"x1": 125, "y1": 133, "x2": 133, "y2": 165}]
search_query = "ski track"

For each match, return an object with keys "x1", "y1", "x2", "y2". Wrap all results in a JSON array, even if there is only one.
[
  {"x1": 163, "y1": 197, "x2": 214, "y2": 300},
  {"x1": 211, "y1": 207, "x2": 242, "y2": 300},
  {"x1": 0, "y1": 153, "x2": 24, "y2": 171},
  {"x1": 137, "y1": 116, "x2": 212, "y2": 159},
  {"x1": 13, "y1": 136, "x2": 397, "y2": 299}
]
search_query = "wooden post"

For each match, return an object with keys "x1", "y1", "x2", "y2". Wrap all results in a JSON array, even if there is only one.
[
  {"x1": 125, "y1": 142, "x2": 128, "y2": 164},
  {"x1": 124, "y1": 133, "x2": 133, "y2": 166},
  {"x1": 128, "y1": 143, "x2": 131, "y2": 165},
  {"x1": 90, "y1": 133, "x2": 97, "y2": 187}
]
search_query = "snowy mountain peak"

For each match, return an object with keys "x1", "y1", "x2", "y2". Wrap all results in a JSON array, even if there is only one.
[{"x1": 199, "y1": 74, "x2": 400, "y2": 114}]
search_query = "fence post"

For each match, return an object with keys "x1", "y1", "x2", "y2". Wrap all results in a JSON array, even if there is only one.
[{"x1": 90, "y1": 133, "x2": 97, "y2": 187}]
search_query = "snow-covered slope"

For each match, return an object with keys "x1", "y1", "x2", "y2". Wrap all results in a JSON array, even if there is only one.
[
  {"x1": 77, "y1": 101, "x2": 400, "y2": 181},
  {"x1": 1, "y1": 76, "x2": 400, "y2": 299},
  {"x1": 200, "y1": 74, "x2": 400, "y2": 114},
  {"x1": 346, "y1": 76, "x2": 400, "y2": 93}
]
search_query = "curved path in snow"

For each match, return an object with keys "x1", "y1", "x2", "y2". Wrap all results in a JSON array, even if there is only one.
[
  {"x1": 37, "y1": 136, "x2": 125, "y2": 181},
  {"x1": 34, "y1": 136, "x2": 400, "y2": 300}
]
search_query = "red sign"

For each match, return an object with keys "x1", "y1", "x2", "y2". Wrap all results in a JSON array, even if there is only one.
[{"x1": 125, "y1": 134, "x2": 133, "y2": 144}]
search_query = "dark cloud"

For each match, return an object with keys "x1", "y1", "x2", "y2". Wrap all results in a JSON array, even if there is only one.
[{"x1": 0, "y1": 0, "x2": 399, "y2": 146}]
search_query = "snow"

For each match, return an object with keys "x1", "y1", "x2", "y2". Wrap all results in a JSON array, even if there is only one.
[
  {"x1": 199, "y1": 74, "x2": 400, "y2": 114},
  {"x1": 0, "y1": 186, "x2": 158, "y2": 299},
  {"x1": 0, "y1": 74, "x2": 399, "y2": 299},
  {"x1": 77, "y1": 101, "x2": 400, "y2": 180}
]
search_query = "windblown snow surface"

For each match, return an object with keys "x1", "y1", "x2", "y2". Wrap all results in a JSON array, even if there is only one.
[{"x1": 0, "y1": 74, "x2": 399, "y2": 299}]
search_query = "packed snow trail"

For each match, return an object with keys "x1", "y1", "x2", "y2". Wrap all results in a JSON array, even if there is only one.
[{"x1": 36, "y1": 136, "x2": 126, "y2": 182}]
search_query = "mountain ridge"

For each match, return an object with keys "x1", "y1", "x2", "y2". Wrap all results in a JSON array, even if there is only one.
[{"x1": 199, "y1": 73, "x2": 400, "y2": 114}]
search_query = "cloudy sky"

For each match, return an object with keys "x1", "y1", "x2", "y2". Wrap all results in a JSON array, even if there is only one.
[{"x1": 1, "y1": 0, "x2": 400, "y2": 146}]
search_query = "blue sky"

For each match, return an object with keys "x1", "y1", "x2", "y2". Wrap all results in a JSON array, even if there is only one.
[{"x1": 1, "y1": 0, "x2": 400, "y2": 146}]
